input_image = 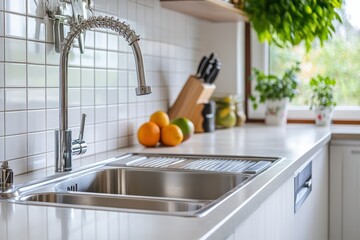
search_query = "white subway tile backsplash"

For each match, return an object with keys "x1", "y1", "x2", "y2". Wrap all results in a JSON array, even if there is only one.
[
  {"x1": 68, "y1": 68, "x2": 81, "y2": 87},
  {"x1": 5, "y1": 111, "x2": 27, "y2": 135},
  {"x1": 0, "y1": 89, "x2": 4, "y2": 110},
  {"x1": 128, "y1": 103, "x2": 137, "y2": 118},
  {"x1": 28, "y1": 154, "x2": 46, "y2": 171},
  {"x1": 46, "y1": 66, "x2": 59, "y2": 87},
  {"x1": 107, "y1": 105, "x2": 118, "y2": 122},
  {"x1": 95, "y1": 106, "x2": 107, "y2": 123},
  {"x1": 82, "y1": 88, "x2": 95, "y2": 106},
  {"x1": 108, "y1": 0, "x2": 118, "y2": 15},
  {"x1": 119, "y1": 52, "x2": 128, "y2": 69},
  {"x1": 28, "y1": 65, "x2": 45, "y2": 87},
  {"x1": 5, "y1": 13, "x2": 26, "y2": 38},
  {"x1": 68, "y1": 107, "x2": 80, "y2": 127},
  {"x1": 107, "y1": 138, "x2": 118, "y2": 151},
  {"x1": 95, "y1": 88, "x2": 107, "y2": 105},
  {"x1": 5, "y1": 88, "x2": 27, "y2": 110},
  {"x1": 118, "y1": 0, "x2": 128, "y2": 19},
  {"x1": 95, "y1": 140, "x2": 107, "y2": 154},
  {"x1": 127, "y1": 1, "x2": 137, "y2": 28},
  {"x1": 9, "y1": 157, "x2": 28, "y2": 175},
  {"x1": 28, "y1": 110, "x2": 46, "y2": 132},
  {"x1": 81, "y1": 49, "x2": 95, "y2": 67},
  {"x1": 68, "y1": 88, "x2": 81, "y2": 107},
  {"x1": 95, "y1": 31, "x2": 107, "y2": 50},
  {"x1": 95, "y1": 123, "x2": 107, "y2": 141},
  {"x1": 46, "y1": 109, "x2": 58, "y2": 130},
  {"x1": 118, "y1": 88, "x2": 128, "y2": 103},
  {"x1": 118, "y1": 104, "x2": 127, "y2": 120},
  {"x1": 5, "y1": 134, "x2": 27, "y2": 160},
  {"x1": 46, "y1": 131, "x2": 54, "y2": 152},
  {"x1": 5, "y1": 63, "x2": 26, "y2": 87},
  {"x1": 118, "y1": 120, "x2": 128, "y2": 137},
  {"x1": 81, "y1": 69, "x2": 95, "y2": 87},
  {"x1": 68, "y1": 48, "x2": 81, "y2": 67},
  {"x1": 128, "y1": 71, "x2": 137, "y2": 87},
  {"x1": 107, "y1": 51, "x2": 118, "y2": 69},
  {"x1": 5, "y1": 0, "x2": 27, "y2": 14},
  {"x1": 107, "y1": 34, "x2": 118, "y2": 51},
  {"x1": 84, "y1": 124, "x2": 95, "y2": 143},
  {"x1": 28, "y1": 88, "x2": 45, "y2": 109},
  {"x1": 0, "y1": 137, "x2": 4, "y2": 161},
  {"x1": 27, "y1": 41, "x2": 45, "y2": 64},
  {"x1": 5, "y1": 38, "x2": 27, "y2": 62},
  {"x1": 27, "y1": 0, "x2": 41, "y2": 16},
  {"x1": 46, "y1": 88, "x2": 59, "y2": 108},
  {"x1": 95, "y1": 69, "x2": 107, "y2": 87},
  {"x1": 85, "y1": 30, "x2": 95, "y2": 48},
  {"x1": 118, "y1": 70, "x2": 128, "y2": 87},
  {"x1": 95, "y1": 50, "x2": 107, "y2": 68},
  {"x1": 45, "y1": 44, "x2": 59, "y2": 65},
  {"x1": 1, "y1": 0, "x2": 204, "y2": 176},
  {"x1": 0, "y1": 38, "x2": 4, "y2": 61},
  {"x1": 107, "y1": 88, "x2": 118, "y2": 105},
  {"x1": 28, "y1": 132, "x2": 46, "y2": 155},
  {"x1": 107, "y1": 70, "x2": 118, "y2": 87},
  {"x1": 0, "y1": 113, "x2": 4, "y2": 136},
  {"x1": 27, "y1": 18, "x2": 45, "y2": 41}
]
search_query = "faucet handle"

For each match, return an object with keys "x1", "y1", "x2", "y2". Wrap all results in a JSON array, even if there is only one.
[
  {"x1": 78, "y1": 113, "x2": 86, "y2": 141},
  {"x1": 72, "y1": 113, "x2": 87, "y2": 155}
]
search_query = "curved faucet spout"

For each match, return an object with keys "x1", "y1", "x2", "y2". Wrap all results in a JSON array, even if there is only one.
[{"x1": 56, "y1": 16, "x2": 151, "y2": 172}]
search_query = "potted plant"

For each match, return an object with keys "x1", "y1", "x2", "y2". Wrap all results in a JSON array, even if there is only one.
[
  {"x1": 241, "y1": 0, "x2": 343, "y2": 50},
  {"x1": 250, "y1": 62, "x2": 301, "y2": 125},
  {"x1": 309, "y1": 75, "x2": 336, "y2": 126}
]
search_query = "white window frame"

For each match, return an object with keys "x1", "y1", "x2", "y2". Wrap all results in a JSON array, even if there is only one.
[{"x1": 248, "y1": 30, "x2": 360, "y2": 121}]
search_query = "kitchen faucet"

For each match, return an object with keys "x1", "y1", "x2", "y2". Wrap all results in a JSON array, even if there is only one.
[{"x1": 55, "y1": 16, "x2": 151, "y2": 172}]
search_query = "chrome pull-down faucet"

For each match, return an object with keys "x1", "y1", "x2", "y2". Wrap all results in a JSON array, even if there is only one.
[{"x1": 55, "y1": 16, "x2": 151, "y2": 172}]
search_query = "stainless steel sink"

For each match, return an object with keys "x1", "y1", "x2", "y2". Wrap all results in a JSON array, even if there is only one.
[
  {"x1": 55, "y1": 168, "x2": 248, "y2": 200},
  {"x1": 21, "y1": 192, "x2": 207, "y2": 213},
  {"x1": 14, "y1": 153, "x2": 282, "y2": 216}
]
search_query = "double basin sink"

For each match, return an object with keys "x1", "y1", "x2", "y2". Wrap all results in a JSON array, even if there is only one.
[{"x1": 11, "y1": 153, "x2": 282, "y2": 216}]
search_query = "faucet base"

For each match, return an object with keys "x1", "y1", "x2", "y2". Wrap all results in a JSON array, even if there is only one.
[{"x1": 55, "y1": 130, "x2": 73, "y2": 172}]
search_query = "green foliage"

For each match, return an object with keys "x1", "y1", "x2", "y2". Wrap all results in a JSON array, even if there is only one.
[
  {"x1": 309, "y1": 75, "x2": 336, "y2": 109},
  {"x1": 242, "y1": 0, "x2": 343, "y2": 50},
  {"x1": 269, "y1": 12, "x2": 360, "y2": 107},
  {"x1": 250, "y1": 62, "x2": 301, "y2": 109}
]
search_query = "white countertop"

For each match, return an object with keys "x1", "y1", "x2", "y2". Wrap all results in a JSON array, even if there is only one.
[{"x1": 1, "y1": 124, "x2": 354, "y2": 240}]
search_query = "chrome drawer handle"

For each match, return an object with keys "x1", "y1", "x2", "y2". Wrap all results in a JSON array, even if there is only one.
[{"x1": 351, "y1": 150, "x2": 360, "y2": 154}]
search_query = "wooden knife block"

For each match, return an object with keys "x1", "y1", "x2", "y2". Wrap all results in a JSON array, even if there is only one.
[{"x1": 168, "y1": 75, "x2": 216, "y2": 133}]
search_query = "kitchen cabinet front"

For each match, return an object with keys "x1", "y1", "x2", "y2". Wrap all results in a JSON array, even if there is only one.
[{"x1": 330, "y1": 140, "x2": 360, "y2": 240}]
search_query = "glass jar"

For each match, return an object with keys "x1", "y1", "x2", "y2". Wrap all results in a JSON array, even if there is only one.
[
  {"x1": 214, "y1": 95, "x2": 237, "y2": 129},
  {"x1": 234, "y1": 96, "x2": 247, "y2": 126}
]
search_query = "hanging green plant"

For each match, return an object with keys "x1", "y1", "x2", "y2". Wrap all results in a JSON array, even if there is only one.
[{"x1": 241, "y1": 0, "x2": 343, "y2": 50}]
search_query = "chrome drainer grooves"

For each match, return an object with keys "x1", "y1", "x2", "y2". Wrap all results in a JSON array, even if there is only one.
[
  {"x1": 125, "y1": 154, "x2": 279, "y2": 174},
  {"x1": 126, "y1": 157, "x2": 186, "y2": 168},
  {"x1": 182, "y1": 159, "x2": 256, "y2": 173}
]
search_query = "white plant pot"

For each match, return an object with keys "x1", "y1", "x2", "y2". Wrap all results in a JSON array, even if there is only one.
[
  {"x1": 314, "y1": 106, "x2": 333, "y2": 126},
  {"x1": 265, "y1": 98, "x2": 289, "y2": 126}
]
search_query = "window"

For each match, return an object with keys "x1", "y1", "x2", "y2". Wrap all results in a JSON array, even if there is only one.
[{"x1": 249, "y1": 0, "x2": 360, "y2": 122}]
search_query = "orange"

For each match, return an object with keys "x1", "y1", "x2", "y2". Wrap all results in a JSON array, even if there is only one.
[
  {"x1": 137, "y1": 122, "x2": 160, "y2": 147},
  {"x1": 161, "y1": 124, "x2": 183, "y2": 146},
  {"x1": 149, "y1": 111, "x2": 170, "y2": 129}
]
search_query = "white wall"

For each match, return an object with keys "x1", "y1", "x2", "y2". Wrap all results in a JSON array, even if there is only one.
[
  {"x1": 0, "y1": 0, "x2": 211, "y2": 175},
  {"x1": 199, "y1": 21, "x2": 245, "y2": 98}
]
